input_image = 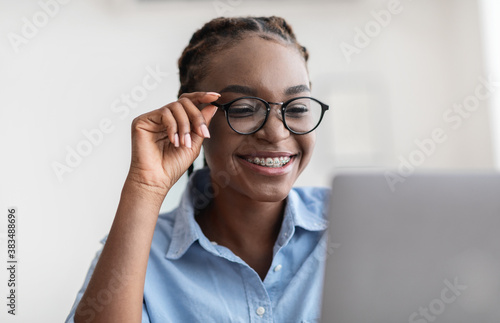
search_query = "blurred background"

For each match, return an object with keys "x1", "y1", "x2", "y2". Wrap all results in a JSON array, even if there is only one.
[{"x1": 0, "y1": 0, "x2": 499, "y2": 321}]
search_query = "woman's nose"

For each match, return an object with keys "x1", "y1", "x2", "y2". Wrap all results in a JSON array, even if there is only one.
[{"x1": 254, "y1": 106, "x2": 290, "y2": 142}]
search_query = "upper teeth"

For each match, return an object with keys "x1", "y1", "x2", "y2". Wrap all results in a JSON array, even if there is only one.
[{"x1": 246, "y1": 156, "x2": 291, "y2": 168}]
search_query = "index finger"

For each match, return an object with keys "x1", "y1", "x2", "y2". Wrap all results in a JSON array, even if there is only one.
[{"x1": 179, "y1": 91, "x2": 221, "y2": 106}]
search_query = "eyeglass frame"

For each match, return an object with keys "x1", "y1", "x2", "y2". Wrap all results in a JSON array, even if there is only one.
[{"x1": 211, "y1": 96, "x2": 329, "y2": 135}]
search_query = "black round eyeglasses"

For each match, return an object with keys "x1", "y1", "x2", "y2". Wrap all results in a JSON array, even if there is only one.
[{"x1": 211, "y1": 96, "x2": 329, "y2": 135}]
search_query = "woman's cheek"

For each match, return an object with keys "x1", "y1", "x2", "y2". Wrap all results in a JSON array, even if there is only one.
[{"x1": 297, "y1": 133, "x2": 316, "y2": 169}]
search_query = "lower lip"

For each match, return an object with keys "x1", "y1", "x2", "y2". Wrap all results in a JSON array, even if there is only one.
[{"x1": 238, "y1": 156, "x2": 295, "y2": 176}]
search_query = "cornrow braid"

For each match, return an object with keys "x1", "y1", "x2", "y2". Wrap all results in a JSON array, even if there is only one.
[{"x1": 177, "y1": 16, "x2": 309, "y2": 98}]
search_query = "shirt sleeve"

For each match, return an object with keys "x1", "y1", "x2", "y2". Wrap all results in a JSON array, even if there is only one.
[
  {"x1": 64, "y1": 237, "x2": 152, "y2": 323},
  {"x1": 142, "y1": 300, "x2": 151, "y2": 322}
]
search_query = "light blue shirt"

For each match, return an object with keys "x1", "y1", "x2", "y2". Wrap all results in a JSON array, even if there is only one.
[{"x1": 66, "y1": 168, "x2": 330, "y2": 323}]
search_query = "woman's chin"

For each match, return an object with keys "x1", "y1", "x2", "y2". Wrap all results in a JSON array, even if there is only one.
[{"x1": 239, "y1": 180, "x2": 293, "y2": 203}]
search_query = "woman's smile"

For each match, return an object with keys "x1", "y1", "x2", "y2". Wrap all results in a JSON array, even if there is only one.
[{"x1": 237, "y1": 151, "x2": 298, "y2": 176}]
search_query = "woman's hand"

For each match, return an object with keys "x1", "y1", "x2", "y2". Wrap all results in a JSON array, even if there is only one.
[{"x1": 126, "y1": 91, "x2": 220, "y2": 198}]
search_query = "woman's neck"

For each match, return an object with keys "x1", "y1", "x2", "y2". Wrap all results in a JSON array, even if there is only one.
[{"x1": 196, "y1": 187, "x2": 285, "y2": 280}]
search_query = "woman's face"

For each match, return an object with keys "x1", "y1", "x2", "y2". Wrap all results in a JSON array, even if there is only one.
[{"x1": 199, "y1": 35, "x2": 315, "y2": 202}]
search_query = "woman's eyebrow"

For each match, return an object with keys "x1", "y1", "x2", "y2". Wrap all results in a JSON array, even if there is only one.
[
  {"x1": 285, "y1": 84, "x2": 311, "y2": 95},
  {"x1": 219, "y1": 85, "x2": 257, "y2": 96},
  {"x1": 218, "y1": 84, "x2": 311, "y2": 96}
]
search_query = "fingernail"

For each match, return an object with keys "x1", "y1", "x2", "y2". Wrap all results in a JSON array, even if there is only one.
[
  {"x1": 206, "y1": 92, "x2": 221, "y2": 97},
  {"x1": 200, "y1": 124, "x2": 210, "y2": 138},
  {"x1": 185, "y1": 133, "x2": 192, "y2": 148},
  {"x1": 174, "y1": 133, "x2": 179, "y2": 147},
  {"x1": 211, "y1": 106, "x2": 218, "y2": 118}
]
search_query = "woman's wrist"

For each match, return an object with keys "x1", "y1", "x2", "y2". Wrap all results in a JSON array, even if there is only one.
[{"x1": 122, "y1": 173, "x2": 170, "y2": 210}]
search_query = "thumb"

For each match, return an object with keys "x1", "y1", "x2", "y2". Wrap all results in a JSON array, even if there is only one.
[
  {"x1": 190, "y1": 104, "x2": 218, "y2": 148},
  {"x1": 200, "y1": 104, "x2": 218, "y2": 127}
]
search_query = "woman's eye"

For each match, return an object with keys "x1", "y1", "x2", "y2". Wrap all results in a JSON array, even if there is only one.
[
  {"x1": 286, "y1": 105, "x2": 309, "y2": 117},
  {"x1": 228, "y1": 105, "x2": 256, "y2": 118}
]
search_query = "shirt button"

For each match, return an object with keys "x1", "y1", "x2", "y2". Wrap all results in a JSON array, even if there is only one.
[
  {"x1": 256, "y1": 306, "x2": 265, "y2": 316},
  {"x1": 274, "y1": 264, "x2": 282, "y2": 272}
]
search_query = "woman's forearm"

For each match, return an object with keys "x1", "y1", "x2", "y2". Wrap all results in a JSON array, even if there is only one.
[
  {"x1": 73, "y1": 91, "x2": 217, "y2": 322},
  {"x1": 74, "y1": 179, "x2": 166, "y2": 323}
]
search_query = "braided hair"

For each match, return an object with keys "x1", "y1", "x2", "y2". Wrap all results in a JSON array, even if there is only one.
[
  {"x1": 178, "y1": 16, "x2": 309, "y2": 175},
  {"x1": 178, "y1": 16, "x2": 309, "y2": 97}
]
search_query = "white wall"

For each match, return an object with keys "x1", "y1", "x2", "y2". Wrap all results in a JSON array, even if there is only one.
[
  {"x1": 478, "y1": 0, "x2": 500, "y2": 168},
  {"x1": 0, "y1": 0, "x2": 496, "y2": 322}
]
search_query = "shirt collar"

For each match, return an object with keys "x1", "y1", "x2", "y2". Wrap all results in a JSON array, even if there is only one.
[
  {"x1": 286, "y1": 187, "x2": 329, "y2": 232},
  {"x1": 166, "y1": 167, "x2": 329, "y2": 260}
]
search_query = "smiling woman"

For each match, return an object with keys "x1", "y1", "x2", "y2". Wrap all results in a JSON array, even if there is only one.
[{"x1": 66, "y1": 16, "x2": 330, "y2": 323}]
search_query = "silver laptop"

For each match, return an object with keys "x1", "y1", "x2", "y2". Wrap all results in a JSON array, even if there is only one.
[{"x1": 320, "y1": 170, "x2": 500, "y2": 323}]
